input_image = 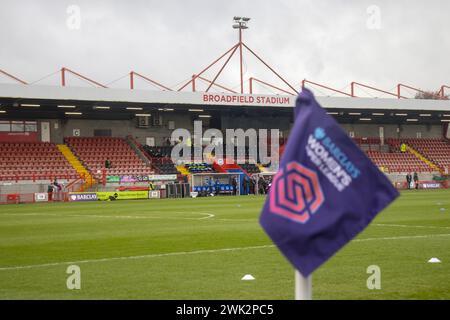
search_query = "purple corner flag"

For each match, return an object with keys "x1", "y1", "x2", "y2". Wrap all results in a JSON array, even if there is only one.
[{"x1": 260, "y1": 89, "x2": 399, "y2": 277}]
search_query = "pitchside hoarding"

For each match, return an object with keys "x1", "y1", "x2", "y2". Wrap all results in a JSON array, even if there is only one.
[
  {"x1": 96, "y1": 191, "x2": 149, "y2": 201},
  {"x1": 106, "y1": 175, "x2": 177, "y2": 183},
  {"x1": 69, "y1": 191, "x2": 149, "y2": 201},
  {"x1": 68, "y1": 193, "x2": 98, "y2": 202},
  {"x1": 421, "y1": 182, "x2": 442, "y2": 189},
  {"x1": 34, "y1": 193, "x2": 48, "y2": 202}
]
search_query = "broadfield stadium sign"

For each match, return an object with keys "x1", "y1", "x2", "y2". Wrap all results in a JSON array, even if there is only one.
[
  {"x1": 202, "y1": 93, "x2": 292, "y2": 106},
  {"x1": 0, "y1": 83, "x2": 296, "y2": 108}
]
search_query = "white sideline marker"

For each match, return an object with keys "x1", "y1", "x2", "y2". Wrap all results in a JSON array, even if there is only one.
[
  {"x1": 428, "y1": 257, "x2": 441, "y2": 263},
  {"x1": 241, "y1": 274, "x2": 255, "y2": 281}
]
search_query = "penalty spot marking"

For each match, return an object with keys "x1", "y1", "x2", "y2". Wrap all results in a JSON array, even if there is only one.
[{"x1": 1, "y1": 233, "x2": 450, "y2": 272}]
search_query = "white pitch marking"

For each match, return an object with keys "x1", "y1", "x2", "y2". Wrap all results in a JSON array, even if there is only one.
[
  {"x1": 1, "y1": 233, "x2": 450, "y2": 272},
  {"x1": 373, "y1": 223, "x2": 450, "y2": 230},
  {"x1": 0, "y1": 212, "x2": 215, "y2": 221},
  {"x1": 0, "y1": 212, "x2": 259, "y2": 222},
  {"x1": 198, "y1": 213, "x2": 215, "y2": 220},
  {"x1": 0, "y1": 245, "x2": 275, "y2": 271},
  {"x1": 353, "y1": 233, "x2": 450, "y2": 242}
]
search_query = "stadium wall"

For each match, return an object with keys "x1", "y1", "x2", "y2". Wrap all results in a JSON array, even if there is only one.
[
  {"x1": 340, "y1": 124, "x2": 442, "y2": 138},
  {"x1": 45, "y1": 115, "x2": 194, "y2": 145},
  {"x1": 13, "y1": 118, "x2": 444, "y2": 145}
]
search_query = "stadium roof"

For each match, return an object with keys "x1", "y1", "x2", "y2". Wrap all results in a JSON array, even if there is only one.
[
  {"x1": 1, "y1": 83, "x2": 450, "y2": 110},
  {"x1": 1, "y1": 83, "x2": 450, "y2": 124}
]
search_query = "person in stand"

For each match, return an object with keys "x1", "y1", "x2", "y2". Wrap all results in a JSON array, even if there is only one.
[
  {"x1": 266, "y1": 176, "x2": 273, "y2": 193},
  {"x1": 208, "y1": 177, "x2": 213, "y2": 194},
  {"x1": 249, "y1": 176, "x2": 256, "y2": 195},
  {"x1": 243, "y1": 176, "x2": 250, "y2": 195},
  {"x1": 400, "y1": 143, "x2": 407, "y2": 153},
  {"x1": 231, "y1": 176, "x2": 238, "y2": 196},
  {"x1": 47, "y1": 183, "x2": 54, "y2": 201},
  {"x1": 258, "y1": 176, "x2": 266, "y2": 195},
  {"x1": 204, "y1": 177, "x2": 210, "y2": 194},
  {"x1": 406, "y1": 173, "x2": 412, "y2": 189},
  {"x1": 413, "y1": 172, "x2": 419, "y2": 190},
  {"x1": 53, "y1": 179, "x2": 62, "y2": 201},
  {"x1": 214, "y1": 177, "x2": 220, "y2": 195},
  {"x1": 105, "y1": 159, "x2": 111, "y2": 169}
]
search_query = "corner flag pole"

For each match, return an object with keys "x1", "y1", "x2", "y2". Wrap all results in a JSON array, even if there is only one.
[{"x1": 295, "y1": 270, "x2": 312, "y2": 300}]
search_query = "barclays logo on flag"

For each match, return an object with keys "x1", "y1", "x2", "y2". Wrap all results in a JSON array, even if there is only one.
[
  {"x1": 314, "y1": 127, "x2": 326, "y2": 140},
  {"x1": 306, "y1": 127, "x2": 360, "y2": 192}
]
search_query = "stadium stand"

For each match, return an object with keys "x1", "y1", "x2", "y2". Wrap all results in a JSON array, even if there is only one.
[
  {"x1": 352, "y1": 137, "x2": 436, "y2": 173},
  {"x1": 401, "y1": 138, "x2": 450, "y2": 172},
  {"x1": 142, "y1": 146, "x2": 179, "y2": 174},
  {"x1": 151, "y1": 162, "x2": 179, "y2": 174},
  {"x1": 0, "y1": 142, "x2": 79, "y2": 180},
  {"x1": 143, "y1": 146, "x2": 172, "y2": 158},
  {"x1": 65, "y1": 137, "x2": 153, "y2": 179},
  {"x1": 366, "y1": 150, "x2": 434, "y2": 173}
]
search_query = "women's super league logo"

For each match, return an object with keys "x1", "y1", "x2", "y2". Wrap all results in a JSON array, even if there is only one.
[{"x1": 269, "y1": 161, "x2": 324, "y2": 224}]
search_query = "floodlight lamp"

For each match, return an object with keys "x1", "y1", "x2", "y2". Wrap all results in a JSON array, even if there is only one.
[
  {"x1": 233, "y1": 16, "x2": 242, "y2": 21},
  {"x1": 242, "y1": 17, "x2": 250, "y2": 21},
  {"x1": 233, "y1": 24, "x2": 240, "y2": 29}
]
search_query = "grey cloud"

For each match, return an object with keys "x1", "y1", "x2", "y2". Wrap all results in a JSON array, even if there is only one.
[{"x1": 0, "y1": 0, "x2": 449, "y2": 95}]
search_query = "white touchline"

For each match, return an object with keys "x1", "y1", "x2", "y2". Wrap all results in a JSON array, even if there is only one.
[
  {"x1": 0, "y1": 212, "x2": 215, "y2": 221},
  {"x1": 1, "y1": 233, "x2": 450, "y2": 272},
  {"x1": 0, "y1": 212, "x2": 258, "y2": 222},
  {"x1": 0, "y1": 245, "x2": 275, "y2": 271},
  {"x1": 374, "y1": 223, "x2": 450, "y2": 230},
  {"x1": 353, "y1": 233, "x2": 450, "y2": 242}
]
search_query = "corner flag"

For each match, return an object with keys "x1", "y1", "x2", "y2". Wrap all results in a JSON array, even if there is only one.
[{"x1": 259, "y1": 89, "x2": 399, "y2": 281}]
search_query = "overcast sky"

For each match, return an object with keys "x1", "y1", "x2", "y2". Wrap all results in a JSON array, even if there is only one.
[{"x1": 1, "y1": 0, "x2": 449, "y2": 97}]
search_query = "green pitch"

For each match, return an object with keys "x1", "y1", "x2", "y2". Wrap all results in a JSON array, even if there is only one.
[{"x1": 0, "y1": 189, "x2": 449, "y2": 300}]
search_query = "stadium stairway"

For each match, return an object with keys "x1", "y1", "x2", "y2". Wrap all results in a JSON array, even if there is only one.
[
  {"x1": 404, "y1": 144, "x2": 442, "y2": 174},
  {"x1": 57, "y1": 144, "x2": 95, "y2": 190},
  {"x1": 125, "y1": 136, "x2": 152, "y2": 166}
]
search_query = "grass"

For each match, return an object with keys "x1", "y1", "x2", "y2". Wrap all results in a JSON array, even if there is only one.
[{"x1": 0, "y1": 189, "x2": 449, "y2": 300}]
